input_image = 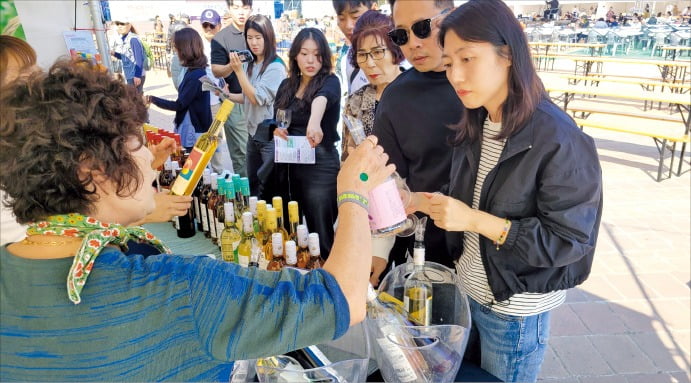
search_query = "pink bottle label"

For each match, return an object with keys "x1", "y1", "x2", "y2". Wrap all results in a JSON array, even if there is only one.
[{"x1": 368, "y1": 178, "x2": 407, "y2": 230}]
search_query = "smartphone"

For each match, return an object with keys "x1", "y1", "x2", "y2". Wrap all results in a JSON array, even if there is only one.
[{"x1": 233, "y1": 50, "x2": 254, "y2": 63}]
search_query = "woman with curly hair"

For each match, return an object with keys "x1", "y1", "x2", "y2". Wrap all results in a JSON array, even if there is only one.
[{"x1": 0, "y1": 58, "x2": 394, "y2": 381}]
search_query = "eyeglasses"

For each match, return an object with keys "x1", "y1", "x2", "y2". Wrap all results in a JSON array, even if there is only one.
[
  {"x1": 115, "y1": 22, "x2": 126, "y2": 26},
  {"x1": 387, "y1": 8, "x2": 451, "y2": 46},
  {"x1": 356, "y1": 47, "x2": 386, "y2": 63},
  {"x1": 202, "y1": 22, "x2": 217, "y2": 29}
]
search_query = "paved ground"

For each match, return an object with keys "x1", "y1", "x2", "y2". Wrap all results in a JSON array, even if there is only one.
[{"x1": 142, "y1": 60, "x2": 690, "y2": 382}]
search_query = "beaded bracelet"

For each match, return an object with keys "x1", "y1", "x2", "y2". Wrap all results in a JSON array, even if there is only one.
[
  {"x1": 494, "y1": 218, "x2": 511, "y2": 251},
  {"x1": 337, "y1": 191, "x2": 369, "y2": 211}
]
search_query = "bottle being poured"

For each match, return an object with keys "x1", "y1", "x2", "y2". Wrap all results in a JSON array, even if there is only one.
[{"x1": 342, "y1": 115, "x2": 418, "y2": 237}]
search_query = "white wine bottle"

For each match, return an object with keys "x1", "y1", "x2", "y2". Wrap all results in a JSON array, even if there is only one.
[
  {"x1": 403, "y1": 217, "x2": 432, "y2": 326},
  {"x1": 220, "y1": 202, "x2": 241, "y2": 263},
  {"x1": 171, "y1": 100, "x2": 234, "y2": 196}
]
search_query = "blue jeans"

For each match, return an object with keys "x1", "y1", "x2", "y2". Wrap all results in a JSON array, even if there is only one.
[
  {"x1": 287, "y1": 144, "x2": 339, "y2": 258},
  {"x1": 466, "y1": 297, "x2": 551, "y2": 382}
]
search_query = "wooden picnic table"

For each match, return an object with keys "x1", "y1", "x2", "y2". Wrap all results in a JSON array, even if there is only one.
[
  {"x1": 545, "y1": 85, "x2": 690, "y2": 181},
  {"x1": 529, "y1": 42, "x2": 605, "y2": 56},
  {"x1": 535, "y1": 54, "x2": 691, "y2": 83},
  {"x1": 661, "y1": 45, "x2": 691, "y2": 61}
]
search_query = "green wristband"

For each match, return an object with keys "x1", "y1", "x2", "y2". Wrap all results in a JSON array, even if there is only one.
[{"x1": 337, "y1": 191, "x2": 369, "y2": 211}]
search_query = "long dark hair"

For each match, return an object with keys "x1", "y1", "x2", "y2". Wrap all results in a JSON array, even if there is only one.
[
  {"x1": 274, "y1": 28, "x2": 333, "y2": 109},
  {"x1": 244, "y1": 14, "x2": 280, "y2": 77},
  {"x1": 439, "y1": 0, "x2": 546, "y2": 144},
  {"x1": 174, "y1": 28, "x2": 208, "y2": 69}
]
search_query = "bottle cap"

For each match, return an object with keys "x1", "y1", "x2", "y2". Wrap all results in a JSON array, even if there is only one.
[
  {"x1": 242, "y1": 211, "x2": 253, "y2": 231},
  {"x1": 272, "y1": 232, "x2": 284, "y2": 255},
  {"x1": 308, "y1": 233, "x2": 320, "y2": 255},
  {"x1": 297, "y1": 225, "x2": 308, "y2": 247},
  {"x1": 210, "y1": 173, "x2": 219, "y2": 190},
  {"x1": 249, "y1": 196, "x2": 258, "y2": 215},
  {"x1": 288, "y1": 201, "x2": 299, "y2": 223},
  {"x1": 265, "y1": 208, "x2": 277, "y2": 229},
  {"x1": 240, "y1": 177, "x2": 250, "y2": 196},
  {"x1": 285, "y1": 241, "x2": 297, "y2": 265},
  {"x1": 224, "y1": 202, "x2": 235, "y2": 221},
  {"x1": 272, "y1": 196, "x2": 283, "y2": 215}
]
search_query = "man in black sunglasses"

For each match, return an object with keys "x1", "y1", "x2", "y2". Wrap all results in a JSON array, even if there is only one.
[{"x1": 372, "y1": 0, "x2": 461, "y2": 272}]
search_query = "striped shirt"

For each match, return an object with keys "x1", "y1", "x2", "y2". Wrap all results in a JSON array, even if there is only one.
[{"x1": 456, "y1": 119, "x2": 565, "y2": 316}]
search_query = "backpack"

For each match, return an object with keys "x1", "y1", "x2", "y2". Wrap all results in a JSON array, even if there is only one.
[{"x1": 141, "y1": 39, "x2": 153, "y2": 71}]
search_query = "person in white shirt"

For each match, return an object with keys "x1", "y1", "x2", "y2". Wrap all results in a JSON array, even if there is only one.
[{"x1": 200, "y1": 8, "x2": 234, "y2": 173}]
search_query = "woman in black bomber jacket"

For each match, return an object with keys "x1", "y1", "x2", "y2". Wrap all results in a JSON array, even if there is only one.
[{"x1": 409, "y1": 1, "x2": 603, "y2": 382}]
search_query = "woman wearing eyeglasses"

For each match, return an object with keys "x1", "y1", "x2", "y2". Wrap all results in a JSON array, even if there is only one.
[
  {"x1": 410, "y1": 1, "x2": 603, "y2": 381},
  {"x1": 341, "y1": 10, "x2": 405, "y2": 162},
  {"x1": 273, "y1": 28, "x2": 341, "y2": 259}
]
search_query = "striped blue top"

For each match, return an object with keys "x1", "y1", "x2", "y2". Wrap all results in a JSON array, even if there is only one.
[{"x1": 0, "y1": 245, "x2": 349, "y2": 381}]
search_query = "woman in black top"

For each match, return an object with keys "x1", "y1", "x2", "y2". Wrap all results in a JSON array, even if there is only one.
[{"x1": 274, "y1": 28, "x2": 341, "y2": 258}]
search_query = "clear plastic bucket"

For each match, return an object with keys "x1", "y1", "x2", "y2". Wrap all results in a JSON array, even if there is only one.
[
  {"x1": 371, "y1": 261, "x2": 471, "y2": 383},
  {"x1": 254, "y1": 321, "x2": 373, "y2": 382}
]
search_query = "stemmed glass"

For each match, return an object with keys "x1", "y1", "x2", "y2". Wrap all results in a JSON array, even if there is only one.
[{"x1": 276, "y1": 109, "x2": 291, "y2": 130}]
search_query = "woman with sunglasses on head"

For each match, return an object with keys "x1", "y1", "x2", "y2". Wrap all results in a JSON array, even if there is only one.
[
  {"x1": 224, "y1": 14, "x2": 287, "y2": 200},
  {"x1": 341, "y1": 10, "x2": 405, "y2": 162},
  {"x1": 111, "y1": 17, "x2": 146, "y2": 93},
  {"x1": 146, "y1": 28, "x2": 211, "y2": 152},
  {"x1": 0, "y1": 58, "x2": 395, "y2": 381},
  {"x1": 410, "y1": 1, "x2": 603, "y2": 381},
  {"x1": 273, "y1": 28, "x2": 341, "y2": 259}
]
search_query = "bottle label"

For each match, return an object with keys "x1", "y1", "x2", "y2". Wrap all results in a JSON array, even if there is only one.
[
  {"x1": 368, "y1": 178, "x2": 407, "y2": 230},
  {"x1": 404, "y1": 287, "x2": 432, "y2": 326},
  {"x1": 216, "y1": 220, "x2": 224, "y2": 240},
  {"x1": 376, "y1": 333, "x2": 418, "y2": 382},
  {"x1": 209, "y1": 212, "x2": 217, "y2": 238},
  {"x1": 193, "y1": 196, "x2": 201, "y2": 223},
  {"x1": 201, "y1": 204, "x2": 209, "y2": 231}
]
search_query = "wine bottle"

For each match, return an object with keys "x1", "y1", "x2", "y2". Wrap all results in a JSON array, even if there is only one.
[
  {"x1": 263, "y1": 207, "x2": 280, "y2": 262},
  {"x1": 306, "y1": 233, "x2": 325, "y2": 270},
  {"x1": 267, "y1": 232, "x2": 286, "y2": 271},
  {"x1": 248, "y1": 238, "x2": 261, "y2": 268},
  {"x1": 366, "y1": 284, "x2": 430, "y2": 383},
  {"x1": 173, "y1": 163, "x2": 196, "y2": 239},
  {"x1": 255, "y1": 199, "x2": 268, "y2": 247},
  {"x1": 287, "y1": 201, "x2": 299, "y2": 242},
  {"x1": 296, "y1": 225, "x2": 310, "y2": 269},
  {"x1": 404, "y1": 217, "x2": 432, "y2": 326},
  {"x1": 193, "y1": 169, "x2": 211, "y2": 231},
  {"x1": 214, "y1": 178, "x2": 228, "y2": 247},
  {"x1": 206, "y1": 175, "x2": 220, "y2": 241},
  {"x1": 220, "y1": 202, "x2": 241, "y2": 263},
  {"x1": 272, "y1": 196, "x2": 290, "y2": 241},
  {"x1": 170, "y1": 100, "x2": 234, "y2": 196},
  {"x1": 237, "y1": 211, "x2": 255, "y2": 267},
  {"x1": 342, "y1": 115, "x2": 416, "y2": 237}
]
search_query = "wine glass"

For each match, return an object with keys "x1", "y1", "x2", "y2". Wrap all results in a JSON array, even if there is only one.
[{"x1": 276, "y1": 108, "x2": 291, "y2": 130}]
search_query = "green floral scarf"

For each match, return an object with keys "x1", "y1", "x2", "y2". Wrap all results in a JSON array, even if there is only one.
[{"x1": 26, "y1": 213, "x2": 171, "y2": 304}]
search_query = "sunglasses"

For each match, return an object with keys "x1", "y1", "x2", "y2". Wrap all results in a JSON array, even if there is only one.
[
  {"x1": 202, "y1": 22, "x2": 217, "y2": 29},
  {"x1": 387, "y1": 8, "x2": 451, "y2": 46},
  {"x1": 115, "y1": 21, "x2": 126, "y2": 26}
]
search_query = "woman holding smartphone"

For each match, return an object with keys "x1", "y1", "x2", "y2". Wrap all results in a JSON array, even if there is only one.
[{"x1": 225, "y1": 14, "x2": 287, "y2": 200}]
